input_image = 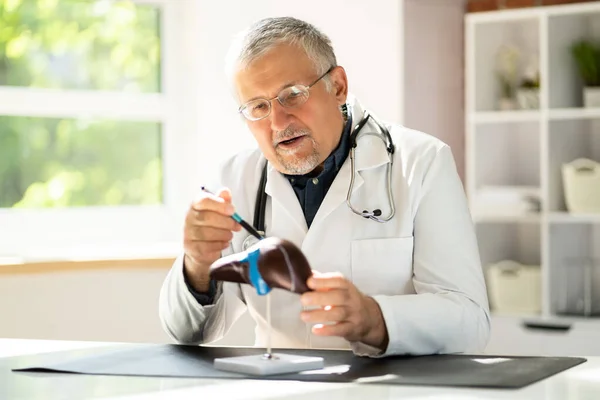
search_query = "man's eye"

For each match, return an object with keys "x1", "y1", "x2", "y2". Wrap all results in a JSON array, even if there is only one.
[{"x1": 252, "y1": 103, "x2": 267, "y2": 111}]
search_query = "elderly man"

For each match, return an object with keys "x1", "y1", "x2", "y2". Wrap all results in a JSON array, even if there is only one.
[{"x1": 159, "y1": 16, "x2": 490, "y2": 357}]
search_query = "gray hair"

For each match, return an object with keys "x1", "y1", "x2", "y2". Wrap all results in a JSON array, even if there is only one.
[{"x1": 226, "y1": 17, "x2": 337, "y2": 93}]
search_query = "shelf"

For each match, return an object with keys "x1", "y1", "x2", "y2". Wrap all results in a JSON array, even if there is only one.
[
  {"x1": 549, "y1": 224, "x2": 600, "y2": 317},
  {"x1": 467, "y1": 2, "x2": 600, "y2": 24},
  {"x1": 548, "y1": 10, "x2": 600, "y2": 109},
  {"x1": 473, "y1": 214, "x2": 541, "y2": 224},
  {"x1": 474, "y1": 122, "x2": 540, "y2": 188},
  {"x1": 476, "y1": 222, "x2": 541, "y2": 268},
  {"x1": 491, "y1": 311, "x2": 542, "y2": 320},
  {"x1": 542, "y1": 315, "x2": 600, "y2": 326},
  {"x1": 472, "y1": 17, "x2": 539, "y2": 113},
  {"x1": 549, "y1": 212, "x2": 600, "y2": 224},
  {"x1": 470, "y1": 110, "x2": 540, "y2": 124},
  {"x1": 467, "y1": 1, "x2": 600, "y2": 356},
  {"x1": 549, "y1": 108, "x2": 600, "y2": 120},
  {"x1": 474, "y1": 213, "x2": 600, "y2": 224},
  {"x1": 472, "y1": 108, "x2": 600, "y2": 123},
  {"x1": 548, "y1": 120, "x2": 600, "y2": 211},
  {"x1": 508, "y1": 315, "x2": 600, "y2": 329},
  {"x1": 467, "y1": 9, "x2": 540, "y2": 25}
]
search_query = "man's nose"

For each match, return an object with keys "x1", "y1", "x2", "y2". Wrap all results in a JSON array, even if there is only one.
[{"x1": 269, "y1": 101, "x2": 293, "y2": 132}]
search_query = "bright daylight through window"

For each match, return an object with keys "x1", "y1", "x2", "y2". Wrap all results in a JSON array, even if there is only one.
[{"x1": 0, "y1": 0, "x2": 162, "y2": 209}]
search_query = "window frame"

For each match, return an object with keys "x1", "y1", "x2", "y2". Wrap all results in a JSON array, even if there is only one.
[{"x1": 0, "y1": 0, "x2": 198, "y2": 262}]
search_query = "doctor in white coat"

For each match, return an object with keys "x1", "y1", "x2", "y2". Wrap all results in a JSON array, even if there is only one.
[{"x1": 159, "y1": 16, "x2": 490, "y2": 357}]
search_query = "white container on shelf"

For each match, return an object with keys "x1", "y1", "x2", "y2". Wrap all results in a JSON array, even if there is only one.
[
  {"x1": 562, "y1": 158, "x2": 600, "y2": 213},
  {"x1": 516, "y1": 88, "x2": 539, "y2": 110},
  {"x1": 486, "y1": 260, "x2": 541, "y2": 314},
  {"x1": 472, "y1": 186, "x2": 541, "y2": 217},
  {"x1": 584, "y1": 87, "x2": 600, "y2": 108}
]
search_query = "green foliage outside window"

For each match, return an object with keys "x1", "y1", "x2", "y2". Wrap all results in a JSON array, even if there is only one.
[{"x1": 0, "y1": 0, "x2": 163, "y2": 208}]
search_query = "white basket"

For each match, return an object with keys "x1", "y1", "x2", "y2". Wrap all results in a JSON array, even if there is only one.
[
  {"x1": 562, "y1": 158, "x2": 600, "y2": 213},
  {"x1": 486, "y1": 260, "x2": 541, "y2": 314}
]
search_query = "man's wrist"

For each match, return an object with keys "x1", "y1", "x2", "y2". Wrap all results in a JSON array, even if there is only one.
[
  {"x1": 361, "y1": 296, "x2": 389, "y2": 351},
  {"x1": 183, "y1": 254, "x2": 211, "y2": 293}
]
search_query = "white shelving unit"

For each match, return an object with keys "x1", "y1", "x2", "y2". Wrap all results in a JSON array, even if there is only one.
[{"x1": 466, "y1": 3, "x2": 600, "y2": 356}]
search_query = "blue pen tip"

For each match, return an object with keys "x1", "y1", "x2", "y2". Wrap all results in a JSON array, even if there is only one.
[{"x1": 231, "y1": 213, "x2": 242, "y2": 223}]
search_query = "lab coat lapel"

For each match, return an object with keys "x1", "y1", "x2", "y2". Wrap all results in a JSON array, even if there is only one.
[
  {"x1": 309, "y1": 97, "x2": 391, "y2": 228},
  {"x1": 264, "y1": 163, "x2": 308, "y2": 237},
  {"x1": 351, "y1": 95, "x2": 393, "y2": 172},
  {"x1": 309, "y1": 156, "x2": 363, "y2": 228}
]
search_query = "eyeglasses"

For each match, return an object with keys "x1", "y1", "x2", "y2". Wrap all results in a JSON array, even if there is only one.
[{"x1": 238, "y1": 66, "x2": 334, "y2": 121}]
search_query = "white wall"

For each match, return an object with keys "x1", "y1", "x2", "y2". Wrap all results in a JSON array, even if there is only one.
[
  {"x1": 0, "y1": 267, "x2": 256, "y2": 346},
  {"x1": 0, "y1": 269, "x2": 171, "y2": 343}
]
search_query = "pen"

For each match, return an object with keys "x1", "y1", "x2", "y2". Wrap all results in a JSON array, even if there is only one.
[{"x1": 200, "y1": 186, "x2": 264, "y2": 240}]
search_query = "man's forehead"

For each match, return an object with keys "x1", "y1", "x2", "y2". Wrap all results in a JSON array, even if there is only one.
[{"x1": 235, "y1": 45, "x2": 315, "y2": 101}]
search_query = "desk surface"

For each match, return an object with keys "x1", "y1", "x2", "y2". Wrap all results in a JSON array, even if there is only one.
[{"x1": 1, "y1": 338, "x2": 599, "y2": 400}]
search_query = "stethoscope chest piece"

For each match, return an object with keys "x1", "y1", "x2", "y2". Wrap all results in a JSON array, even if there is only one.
[{"x1": 242, "y1": 234, "x2": 262, "y2": 251}]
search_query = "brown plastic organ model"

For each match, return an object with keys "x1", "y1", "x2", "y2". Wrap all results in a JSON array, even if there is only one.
[{"x1": 209, "y1": 237, "x2": 313, "y2": 295}]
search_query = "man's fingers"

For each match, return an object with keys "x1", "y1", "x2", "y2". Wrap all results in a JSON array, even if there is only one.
[
  {"x1": 185, "y1": 226, "x2": 234, "y2": 242},
  {"x1": 217, "y1": 187, "x2": 233, "y2": 204},
  {"x1": 311, "y1": 321, "x2": 355, "y2": 339},
  {"x1": 192, "y1": 192, "x2": 235, "y2": 216},
  {"x1": 306, "y1": 272, "x2": 348, "y2": 290},
  {"x1": 187, "y1": 210, "x2": 240, "y2": 231},
  {"x1": 300, "y1": 289, "x2": 350, "y2": 307},
  {"x1": 300, "y1": 305, "x2": 348, "y2": 324},
  {"x1": 184, "y1": 245, "x2": 228, "y2": 264},
  {"x1": 185, "y1": 240, "x2": 230, "y2": 257},
  {"x1": 184, "y1": 250, "x2": 222, "y2": 268}
]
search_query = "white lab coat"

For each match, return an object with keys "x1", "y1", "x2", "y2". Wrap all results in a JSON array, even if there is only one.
[{"x1": 159, "y1": 95, "x2": 490, "y2": 357}]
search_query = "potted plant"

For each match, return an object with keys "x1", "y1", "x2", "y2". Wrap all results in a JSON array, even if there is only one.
[
  {"x1": 497, "y1": 72, "x2": 517, "y2": 110},
  {"x1": 495, "y1": 45, "x2": 520, "y2": 111},
  {"x1": 571, "y1": 40, "x2": 600, "y2": 108},
  {"x1": 516, "y1": 59, "x2": 540, "y2": 109}
]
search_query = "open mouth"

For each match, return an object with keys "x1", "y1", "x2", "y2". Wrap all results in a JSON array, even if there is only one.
[{"x1": 278, "y1": 136, "x2": 304, "y2": 146}]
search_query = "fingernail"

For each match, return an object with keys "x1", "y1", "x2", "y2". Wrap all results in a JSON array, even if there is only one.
[{"x1": 225, "y1": 205, "x2": 234, "y2": 214}]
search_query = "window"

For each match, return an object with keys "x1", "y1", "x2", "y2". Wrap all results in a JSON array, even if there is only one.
[
  {"x1": 0, "y1": 0, "x2": 161, "y2": 92},
  {"x1": 0, "y1": 0, "x2": 191, "y2": 259},
  {"x1": 1, "y1": 117, "x2": 162, "y2": 208}
]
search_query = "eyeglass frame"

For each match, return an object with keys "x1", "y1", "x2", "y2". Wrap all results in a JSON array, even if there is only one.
[{"x1": 238, "y1": 66, "x2": 335, "y2": 121}]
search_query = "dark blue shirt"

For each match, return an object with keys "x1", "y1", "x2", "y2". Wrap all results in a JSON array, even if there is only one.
[{"x1": 186, "y1": 115, "x2": 352, "y2": 305}]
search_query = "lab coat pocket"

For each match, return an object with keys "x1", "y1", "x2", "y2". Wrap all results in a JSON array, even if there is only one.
[{"x1": 351, "y1": 237, "x2": 414, "y2": 296}]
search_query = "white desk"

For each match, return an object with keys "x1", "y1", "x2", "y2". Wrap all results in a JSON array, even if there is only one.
[{"x1": 1, "y1": 338, "x2": 599, "y2": 400}]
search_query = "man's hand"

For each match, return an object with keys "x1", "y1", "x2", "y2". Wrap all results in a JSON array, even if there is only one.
[
  {"x1": 183, "y1": 188, "x2": 242, "y2": 292},
  {"x1": 299, "y1": 272, "x2": 389, "y2": 351}
]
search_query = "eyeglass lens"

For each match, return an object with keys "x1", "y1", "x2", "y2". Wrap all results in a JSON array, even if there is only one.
[{"x1": 243, "y1": 85, "x2": 310, "y2": 120}]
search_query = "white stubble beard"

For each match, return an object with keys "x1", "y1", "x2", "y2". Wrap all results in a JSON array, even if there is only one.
[{"x1": 274, "y1": 127, "x2": 321, "y2": 175}]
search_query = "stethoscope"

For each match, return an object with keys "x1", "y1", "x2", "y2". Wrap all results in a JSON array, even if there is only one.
[{"x1": 242, "y1": 108, "x2": 396, "y2": 251}]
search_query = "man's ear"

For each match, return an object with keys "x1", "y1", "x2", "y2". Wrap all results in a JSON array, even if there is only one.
[{"x1": 330, "y1": 66, "x2": 348, "y2": 105}]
